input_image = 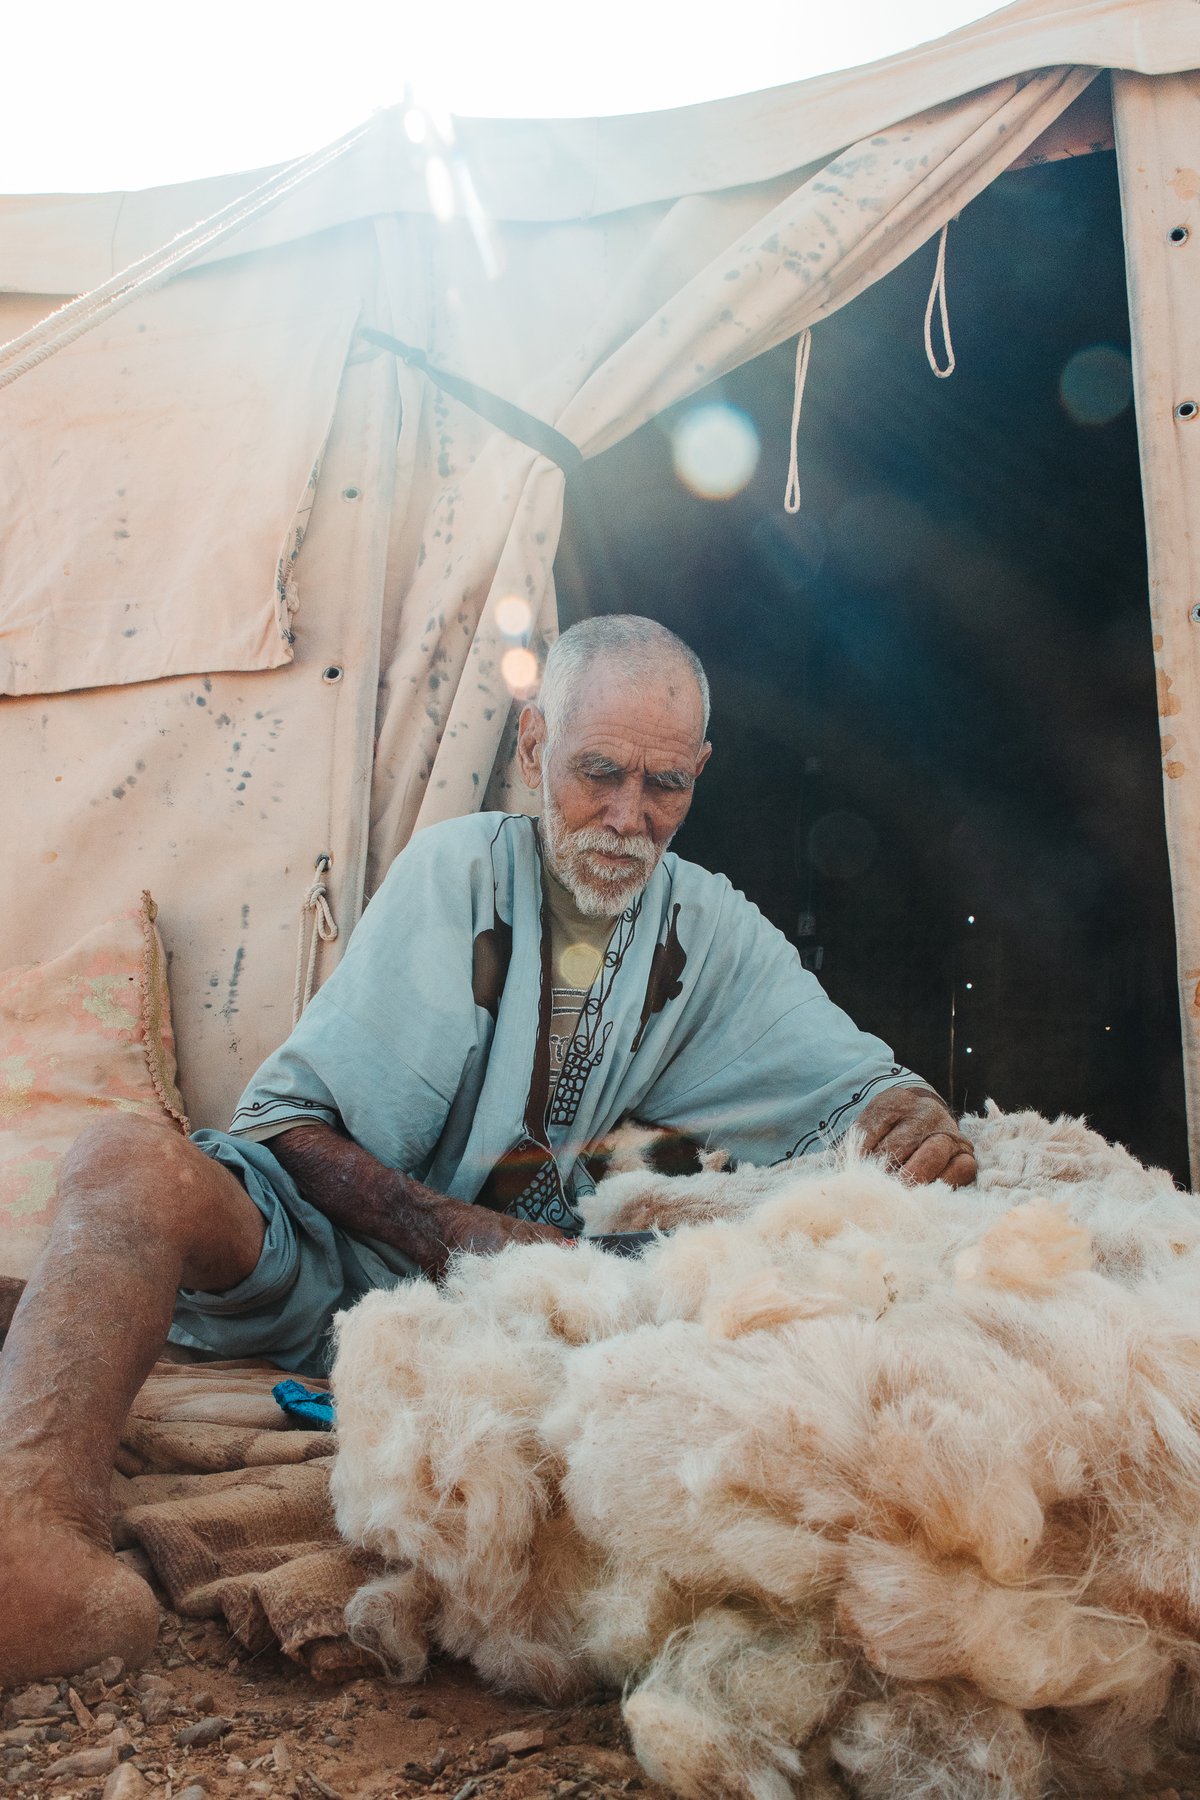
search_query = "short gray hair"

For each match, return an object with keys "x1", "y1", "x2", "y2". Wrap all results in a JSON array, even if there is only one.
[{"x1": 538, "y1": 615, "x2": 710, "y2": 752}]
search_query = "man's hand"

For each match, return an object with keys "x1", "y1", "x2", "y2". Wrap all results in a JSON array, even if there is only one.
[
  {"x1": 270, "y1": 1124, "x2": 566, "y2": 1279},
  {"x1": 436, "y1": 1198, "x2": 565, "y2": 1259},
  {"x1": 855, "y1": 1087, "x2": 976, "y2": 1187}
]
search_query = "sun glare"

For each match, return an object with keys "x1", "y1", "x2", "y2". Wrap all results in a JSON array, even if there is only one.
[{"x1": 3, "y1": 0, "x2": 1003, "y2": 194}]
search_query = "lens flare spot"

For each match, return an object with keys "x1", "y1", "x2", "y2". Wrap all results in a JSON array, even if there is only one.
[
  {"x1": 425, "y1": 156, "x2": 455, "y2": 222},
  {"x1": 1059, "y1": 345, "x2": 1133, "y2": 427},
  {"x1": 501, "y1": 646, "x2": 539, "y2": 696},
  {"x1": 495, "y1": 596, "x2": 533, "y2": 638},
  {"x1": 560, "y1": 941, "x2": 604, "y2": 988},
  {"x1": 671, "y1": 403, "x2": 760, "y2": 500}
]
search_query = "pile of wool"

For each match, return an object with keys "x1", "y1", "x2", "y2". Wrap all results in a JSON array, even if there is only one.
[{"x1": 330, "y1": 1108, "x2": 1200, "y2": 1800}]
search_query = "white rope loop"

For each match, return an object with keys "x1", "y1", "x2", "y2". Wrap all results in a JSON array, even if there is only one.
[
  {"x1": 783, "y1": 327, "x2": 812, "y2": 514},
  {"x1": 924, "y1": 219, "x2": 956, "y2": 379},
  {"x1": 0, "y1": 117, "x2": 373, "y2": 394},
  {"x1": 293, "y1": 857, "x2": 340, "y2": 1024}
]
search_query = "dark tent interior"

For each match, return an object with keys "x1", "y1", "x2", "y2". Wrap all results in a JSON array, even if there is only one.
[{"x1": 555, "y1": 145, "x2": 1189, "y2": 1182}]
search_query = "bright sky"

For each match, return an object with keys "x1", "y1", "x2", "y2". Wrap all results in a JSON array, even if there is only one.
[{"x1": 5, "y1": 0, "x2": 1002, "y2": 194}]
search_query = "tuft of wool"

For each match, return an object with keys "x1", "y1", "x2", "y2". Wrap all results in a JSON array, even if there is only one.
[
  {"x1": 331, "y1": 1108, "x2": 1200, "y2": 1797},
  {"x1": 830, "y1": 1683, "x2": 1045, "y2": 1800}
]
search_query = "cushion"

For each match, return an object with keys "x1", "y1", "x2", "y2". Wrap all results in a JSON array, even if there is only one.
[{"x1": 0, "y1": 892, "x2": 189, "y2": 1280}]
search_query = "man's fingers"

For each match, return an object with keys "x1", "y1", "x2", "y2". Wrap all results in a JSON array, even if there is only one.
[
  {"x1": 895, "y1": 1132, "x2": 957, "y2": 1185},
  {"x1": 941, "y1": 1149, "x2": 978, "y2": 1188}
]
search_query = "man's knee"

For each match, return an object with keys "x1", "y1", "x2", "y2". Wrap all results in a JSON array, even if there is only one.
[
  {"x1": 58, "y1": 1116, "x2": 225, "y2": 1239},
  {"x1": 62, "y1": 1112, "x2": 188, "y2": 1186}
]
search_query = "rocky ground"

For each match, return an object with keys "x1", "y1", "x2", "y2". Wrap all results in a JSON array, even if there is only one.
[
  {"x1": 7, "y1": 1610, "x2": 1200, "y2": 1800},
  {"x1": 0, "y1": 1611, "x2": 667, "y2": 1800}
]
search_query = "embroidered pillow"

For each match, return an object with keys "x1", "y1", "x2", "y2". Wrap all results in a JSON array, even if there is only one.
[{"x1": 0, "y1": 892, "x2": 189, "y2": 1280}]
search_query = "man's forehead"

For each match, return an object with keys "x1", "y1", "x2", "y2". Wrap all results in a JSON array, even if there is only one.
[{"x1": 565, "y1": 659, "x2": 705, "y2": 743}]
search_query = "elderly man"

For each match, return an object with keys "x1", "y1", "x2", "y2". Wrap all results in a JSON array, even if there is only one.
[{"x1": 0, "y1": 613, "x2": 973, "y2": 1684}]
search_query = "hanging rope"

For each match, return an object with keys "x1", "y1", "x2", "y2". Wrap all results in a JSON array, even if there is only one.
[
  {"x1": 0, "y1": 117, "x2": 373, "y2": 393},
  {"x1": 783, "y1": 327, "x2": 812, "y2": 514},
  {"x1": 293, "y1": 856, "x2": 339, "y2": 1024},
  {"x1": 923, "y1": 220, "x2": 956, "y2": 379}
]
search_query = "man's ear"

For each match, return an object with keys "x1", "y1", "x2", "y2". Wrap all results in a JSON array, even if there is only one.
[
  {"x1": 695, "y1": 740, "x2": 713, "y2": 778},
  {"x1": 517, "y1": 704, "x2": 547, "y2": 790}
]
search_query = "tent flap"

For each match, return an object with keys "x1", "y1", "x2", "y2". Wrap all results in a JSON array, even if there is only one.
[{"x1": 0, "y1": 230, "x2": 368, "y2": 697}]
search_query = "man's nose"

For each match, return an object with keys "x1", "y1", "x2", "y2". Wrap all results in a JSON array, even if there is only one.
[{"x1": 602, "y1": 779, "x2": 644, "y2": 838}]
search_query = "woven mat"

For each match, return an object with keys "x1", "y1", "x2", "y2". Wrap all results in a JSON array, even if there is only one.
[{"x1": 112, "y1": 1360, "x2": 383, "y2": 1681}]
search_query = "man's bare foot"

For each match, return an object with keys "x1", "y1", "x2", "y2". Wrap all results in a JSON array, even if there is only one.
[{"x1": 0, "y1": 1491, "x2": 160, "y2": 1686}]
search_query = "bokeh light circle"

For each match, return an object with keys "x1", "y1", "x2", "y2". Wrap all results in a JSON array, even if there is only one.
[
  {"x1": 671, "y1": 403, "x2": 760, "y2": 500},
  {"x1": 495, "y1": 595, "x2": 533, "y2": 637},
  {"x1": 1058, "y1": 345, "x2": 1133, "y2": 427},
  {"x1": 501, "y1": 646, "x2": 539, "y2": 696}
]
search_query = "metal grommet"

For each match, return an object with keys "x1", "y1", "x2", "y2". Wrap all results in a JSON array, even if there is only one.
[
  {"x1": 1190, "y1": 604, "x2": 1200, "y2": 625},
  {"x1": 1175, "y1": 400, "x2": 1199, "y2": 422},
  {"x1": 1168, "y1": 225, "x2": 1190, "y2": 246},
  {"x1": 315, "y1": 853, "x2": 332, "y2": 872},
  {"x1": 341, "y1": 486, "x2": 361, "y2": 501},
  {"x1": 322, "y1": 664, "x2": 344, "y2": 684}
]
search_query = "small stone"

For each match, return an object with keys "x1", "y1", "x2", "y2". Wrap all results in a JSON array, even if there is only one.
[
  {"x1": 94, "y1": 1703, "x2": 122, "y2": 1722},
  {"x1": 0, "y1": 1731, "x2": 42, "y2": 1751},
  {"x1": 226, "y1": 1759, "x2": 249, "y2": 1775},
  {"x1": 428, "y1": 1750, "x2": 449, "y2": 1776},
  {"x1": 3, "y1": 1684, "x2": 59, "y2": 1725},
  {"x1": 188, "y1": 1694, "x2": 214, "y2": 1717},
  {"x1": 164, "y1": 1658, "x2": 185, "y2": 1671},
  {"x1": 406, "y1": 1705, "x2": 428, "y2": 1721},
  {"x1": 98, "y1": 1659, "x2": 126, "y2": 1689},
  {"x1": 174, "y1": 1718, "x2": 232, "y2": 1748},
  {"x1": 7, "y1": 1762, "x2": 36, "y2": 1783},
  {"x1": 139, "y1": 1695, "x2": 174, "y2": 1728},
  {"x1": 132, "y1": 1676, "x2": 171, "y2": 1700},
  {"x1": 43, "y1": 1742, "x2": 120, "y2": 1779},
  {"x1": 176, "y1": 1785, "x2": 209, "y2": 1800},
  {"x1": 102, "y1": 1763, "x2": 149, "y2": 1800},
  {"x1": 66, "y1": 1689, "x2": 96, "y2": 1732},
  {"x1": 272, "y1": 1742, "x2": 292, "y2": 1775},
  {"x1": 486, "y1": 1729, "x2": 544, "y2": 1757},
  {"x1": 443, "y1": 1726, "x2": 460, "y2": 1740},
  {"x1": 576, "y1": 1748, "x2": 643, "y2": 1782},
  {"x1": 247, "y1": 1784, "x2": 271, "y2": 1797}
]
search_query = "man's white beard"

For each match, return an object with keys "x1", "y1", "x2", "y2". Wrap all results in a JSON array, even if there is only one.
[{"x1": 540, "y1": 781, "x2": 661, "y2": 918}]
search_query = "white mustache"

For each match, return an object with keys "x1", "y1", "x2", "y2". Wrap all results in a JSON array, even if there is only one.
[{"x1": 571, "y1": 829, "x2": 656, "y2": 870}]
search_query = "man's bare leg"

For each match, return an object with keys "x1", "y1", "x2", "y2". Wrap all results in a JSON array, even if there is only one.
[{"x1": 0, "y1": 1114, "x2": 267, "y2": 1685}]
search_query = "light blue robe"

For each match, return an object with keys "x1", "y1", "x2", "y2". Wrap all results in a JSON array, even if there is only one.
[{"x1": 229, "y1": 811, "x2": 923, "y2": 1228}]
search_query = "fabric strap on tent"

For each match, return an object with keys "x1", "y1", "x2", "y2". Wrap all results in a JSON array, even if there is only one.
[{"x1": 359, "y1": 327, "x2": 583, "y2": 476}]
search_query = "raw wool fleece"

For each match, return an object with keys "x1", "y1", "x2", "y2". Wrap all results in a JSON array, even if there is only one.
[{"x1": 330, "y1": 1108, "x2": 1200, "y2": 1800}]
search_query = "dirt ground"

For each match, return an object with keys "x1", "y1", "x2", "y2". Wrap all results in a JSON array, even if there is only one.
[
  {"x1": 7, "y1": 1607, "x2": 1200, "y2": 1800},
  {"x1": 0, "y1": 1608, "x2": 670, "y2": 1800}
]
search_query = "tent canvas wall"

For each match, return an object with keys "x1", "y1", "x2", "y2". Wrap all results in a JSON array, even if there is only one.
[{"x1": 2, "y1": 0, "x2": 1199, "y2": 1164}]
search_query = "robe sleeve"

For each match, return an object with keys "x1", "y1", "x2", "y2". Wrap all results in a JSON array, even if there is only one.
[
  {"x1": 228, "y1": 824, "x2": 484, "y2": 1179},
  {"x1": 635, "y1": 876, "x2": 929, "y2": 1165}
]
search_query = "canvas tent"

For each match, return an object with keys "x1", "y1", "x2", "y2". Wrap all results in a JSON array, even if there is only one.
[{"x1": 2, "y1": 0, "x2": 1199, "y2": 1165}]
